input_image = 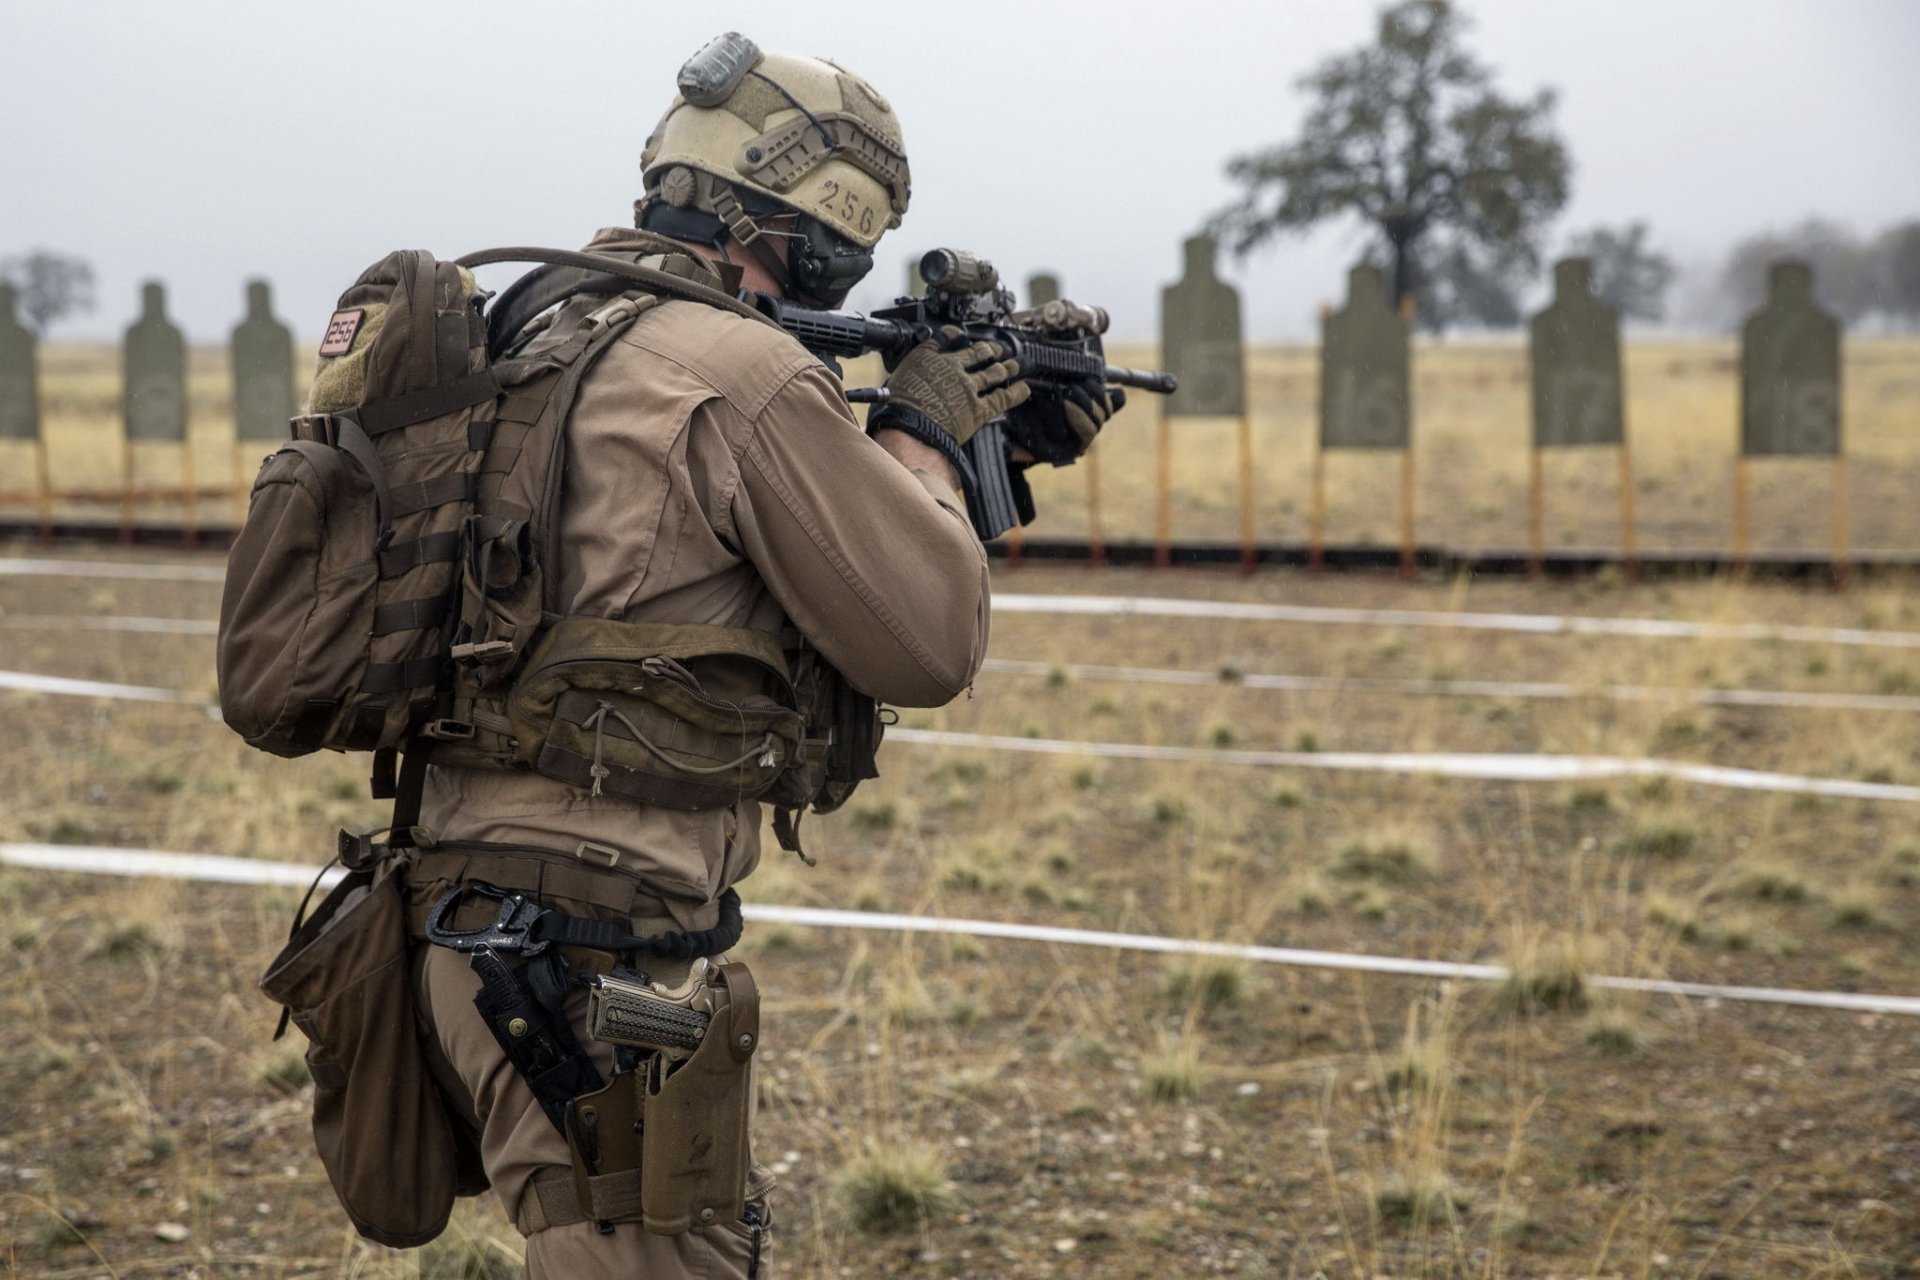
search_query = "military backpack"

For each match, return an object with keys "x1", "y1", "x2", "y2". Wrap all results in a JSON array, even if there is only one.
[{"x1": 217, "y1": 245, "x2": 883, "y2": 848}]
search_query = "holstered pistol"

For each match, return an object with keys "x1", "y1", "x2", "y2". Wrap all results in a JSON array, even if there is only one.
[{"x1": 576, "y1": 959, "x2": 760, "y2": 1234}]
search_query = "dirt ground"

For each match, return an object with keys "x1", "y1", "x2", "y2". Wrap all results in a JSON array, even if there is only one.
[{"x1": 4, "y1": 553, "x2": 1920, "y2": 1276}]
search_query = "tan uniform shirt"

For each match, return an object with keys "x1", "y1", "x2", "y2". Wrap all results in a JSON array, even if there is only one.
[{"x1": 423, "y1": 228, "x2": 989, "y2": 926}]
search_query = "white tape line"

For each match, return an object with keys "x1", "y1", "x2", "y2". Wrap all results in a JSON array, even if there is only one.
[
  {"x1": 887, "y1": 727, "x2": 1920, "y2": 804},
  {"x1": 0, "y1": 670, "x2": 200, "y2": 703},
  {"x1": 0, "y1": 845, "x2": 336, "y2": 888},
  {"x1": 8, "y1": 583, "x2": 1920, "y2": 651},
  {"x1": 5, "y1": 667, "x2": 1911, "y2": 805},
  {"x1": 0, "y1": 558, "x2": 226, "y2": 583},
  {"x1": 993, "y1": 593, "x2": 1920, "y2": 650},
  {"x1": 5, "y1": 844, "x2": 1916, "y2": 1017},
  {"x1": 978, "y1": 658, "x2": 1920, "y2": 715},
  {"x1": 0, "y1": 615, "x2": 219, "y2": 635}
]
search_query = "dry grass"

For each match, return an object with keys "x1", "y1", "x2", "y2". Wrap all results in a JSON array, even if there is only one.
[
  {"x1": 8, "y1": 534, "x2": 1920, "y2": 1273},
  {"x1": 833, "y1": 1139, "x2": 951, "y2": 1233},
  {"x1": 1493, "y1": 927, "x2": 1595, "y2": 1015}
]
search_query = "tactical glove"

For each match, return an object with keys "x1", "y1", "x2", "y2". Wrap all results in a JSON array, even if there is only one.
[
  {"x1": 1057, "y1": 381, "x2": 1126, "y2": 457},
  {"x1": 871, "y1": 326, "x2": 1030, "y2": 448}
]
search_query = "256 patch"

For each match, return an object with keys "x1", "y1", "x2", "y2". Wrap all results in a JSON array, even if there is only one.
[{"x1": 319, "y1": 308, "x2": 365, "y2": 357}]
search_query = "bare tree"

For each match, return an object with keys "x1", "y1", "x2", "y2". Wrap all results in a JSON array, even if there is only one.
[
  {"x1": 0, "y1": 250, "x2": 96, "y2": 337},
  {"x1": 1563, "y1": 222, "x2": 1675, "y2": 322},
  {"x1": 1215, "y1": 0, "x2": 1570, "y2": 321}
]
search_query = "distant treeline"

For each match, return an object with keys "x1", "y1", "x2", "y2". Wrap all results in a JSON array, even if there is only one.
[{"x1": 1688, "y1": 219, "x2": 1920, "y2": 332}]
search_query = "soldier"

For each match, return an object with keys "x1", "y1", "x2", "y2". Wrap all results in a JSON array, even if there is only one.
[{"x1": 401, "y1": 34, "x2": 1114, "y2": 1278}]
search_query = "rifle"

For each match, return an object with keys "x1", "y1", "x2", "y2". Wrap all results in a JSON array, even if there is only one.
[{"x1": 754, "y1": 249, "x2": 1177, "y2": 540}]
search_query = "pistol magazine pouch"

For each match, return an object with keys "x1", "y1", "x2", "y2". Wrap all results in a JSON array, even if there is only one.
[
  {"x1": 508, "y1": 618, "x2": 803, "y2": 809},
  {"x1": 258, "y1": 864, "x2": 480, "y2": 1247}
]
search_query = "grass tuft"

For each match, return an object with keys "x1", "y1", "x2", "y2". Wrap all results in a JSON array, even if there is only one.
[
  {"x1": 1828, "y1": 882, "x2": 1887, "y2": 931},
  {"x1": 87, "y1": 919, "x2": 174, "y2": 960},
  {"x1": 836, "y1": 1140, "x2": 951, "y2": 1232},
  {"x1": 1380, "y1": 1029, "x2": 1450, "y2": 1096},
  {"x1": 849, "y1": 800, "x2": 900, "y2": 833},
  {"x1": 1879, "y1": 843, "x2": 1920, "y2": 888},
  {"x1": 1564, "y1": 784, "x2": 1614, "y2": 814},
  {"x1": 1581, "y1": 1003, "x2": 1650, "y2": 1055},
  {"x1": 1372, "y1": 1169, "x2": 1465, "y2": 1226},
  {"x1": 1149, "y1": 792, "x2": 1190, "y2": 825},
  {"x1": 1141, "y1": 1035, "x2": 1206, "y2": 1102},
  {"x1": 1161, "y1": 954, "x2": 1251, "y2": 1009},
  {"x1": 1613, "y1": 805, "x2": 1702, "y2": 860},
  {"x1": 1269, "y1": 781, "x2": 1305, "y2": 809},
  {"x1": 1645, "y1": 891, "x2": 1702, "y2": 941},
  {"x1": 1494, "y1": 929, "x2": 1592, "y2": 1015},
  {"x1": 255, "y1": 1041, "x2": 311, "y2": 1094},
  {"x1": 1726, "y1": 859, "x2": 1812, "y2": 903},
  {"x1": 1331, "y1": 824, "x2": 1439, "y2": 883}
]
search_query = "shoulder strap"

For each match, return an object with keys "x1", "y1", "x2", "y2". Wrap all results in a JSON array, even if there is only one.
[
  {"x1": 486, "y1": 264, "x2": 637, "y2": 359},
  {"x1": 457, "y1": 247, "x2": 773, "y2": 327}
]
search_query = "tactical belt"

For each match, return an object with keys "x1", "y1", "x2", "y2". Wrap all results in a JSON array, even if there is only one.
[
  {"x1": 392, "y1": 837, "x2": 721, "y2": 934},
  {"x1": 423, "y1": 879, "x2": 744, "y2": 966}
]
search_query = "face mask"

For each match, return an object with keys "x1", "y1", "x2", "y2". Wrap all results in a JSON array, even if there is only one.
[{"x1": 786, "y1": 215, "x2": 873, "y2": 309}]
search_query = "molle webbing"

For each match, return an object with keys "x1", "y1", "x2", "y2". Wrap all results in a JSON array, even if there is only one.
[{"x1": 355, "y1": 370, "x2": 501, "y2": 434}]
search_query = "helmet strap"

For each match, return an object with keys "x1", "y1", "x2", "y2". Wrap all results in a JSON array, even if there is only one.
[{"x1": 709, "y1": 186, "x2": 794, "y2": 294}]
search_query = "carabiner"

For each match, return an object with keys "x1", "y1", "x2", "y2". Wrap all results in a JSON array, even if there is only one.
[{"x1": 423, "y1": 881, "x2": 551, "y2": 956}]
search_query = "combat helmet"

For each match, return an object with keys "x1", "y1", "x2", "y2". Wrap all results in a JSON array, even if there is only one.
[{"x1": 639, "y1": 32, "x2": 910, "y2": 306}]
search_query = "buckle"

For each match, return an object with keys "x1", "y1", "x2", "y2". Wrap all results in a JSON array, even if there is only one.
[
  {"x1": 423, "y1": 882, "x2": 550, "y2": 956},
  {"x1": 575, "y1": 840, "x2": 622, "y2": 869},
  {"x1": 423, "y1": 718, "x2": 477, "y2": 741},
  {"x1": 583, "y1": 295, "x2": 642, "y2": 332},
  {"x1": 451, "y1": 640, "x2": 515, "y2": 665}
]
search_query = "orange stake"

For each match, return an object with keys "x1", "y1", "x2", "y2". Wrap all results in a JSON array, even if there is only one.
[
  {"x1": 34, "y1": 438, "x2": 53, "y2": 546},
  {"x1": 231, "y1": 443, "x2": 248, "y2": 525},
  {"x1": 1004, "y1": 520, "x2": 1023, "y2": 570},
  {"x1": 1527, "y1": 447, "x2": 1544, "y2": 579},
  {"x1": 181, "y1": 439, "x2": 198, "y2": 550},
  {"x1": 1154, "y1": 407, "x2": 1172, "y2": 568},
  {"x1": 1732, "y1": 456, "x2": 1750, "y2": 574},
  {"x1": 1236, "y1": 414, "x2": 1256, "y2": 574},
  {"x1": 1308, "y1": 446, "x2": 1327, "y2": 572},
  {"x1": 1085, "y1": 443, "x2": 1105, "y2": 568},
  {"x1": 119, "y1": 438, "x2": 135, "y2": 546},
  {"x1": 1617, "y1": 442, "x2": 1638, "y2": 583},
  {"x1": 1833, "y1": 455, "x2": 1850, "y2": 587},
  {"x1": 1399, "y1": 448, "x2": 1416, "y2": 579}
]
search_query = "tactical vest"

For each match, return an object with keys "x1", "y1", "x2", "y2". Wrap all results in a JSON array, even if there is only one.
[{"x1": 218, "y1": 246, "x2": 881, "y2": 854}]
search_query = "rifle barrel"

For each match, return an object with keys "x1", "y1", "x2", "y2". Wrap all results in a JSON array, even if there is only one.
[{"x1": 1105, "y1": 366, "x2": 1178, "y2": 394}]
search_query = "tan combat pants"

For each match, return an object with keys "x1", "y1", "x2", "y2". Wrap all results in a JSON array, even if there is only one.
[{"x1": 415, "y1": 942, "x2": 770, "y2": 1278}]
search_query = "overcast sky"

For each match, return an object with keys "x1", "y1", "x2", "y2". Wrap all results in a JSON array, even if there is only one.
[{"x1": 2, "y1": 0, "x2": 1916, "y2": 342}]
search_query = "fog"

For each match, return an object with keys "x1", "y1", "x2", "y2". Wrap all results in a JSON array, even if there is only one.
[{"x1": 2, "y1": 0, "x2": 1915, "y2": 341}]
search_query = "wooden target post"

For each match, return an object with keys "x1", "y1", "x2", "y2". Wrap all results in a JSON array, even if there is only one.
[
  {"x1": 1527, "y1": 259, "x2": 1634, "y2": 580},
  {"x1": 1084, "y1": 441, "x2": 1105, "y2": 567},
  {"x1": 0, "y1": 283, "x2": 50, "y2": 540},
  {"x1": 1736, "y1": 260, "x2": 1847, "y2": 581},
  {"x1": 1316, "y1": 265, "x2": 1413, "y2": 575},
  {"x1": 1159, "y1": 234, "x2": 1251, "y2": 572}
]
